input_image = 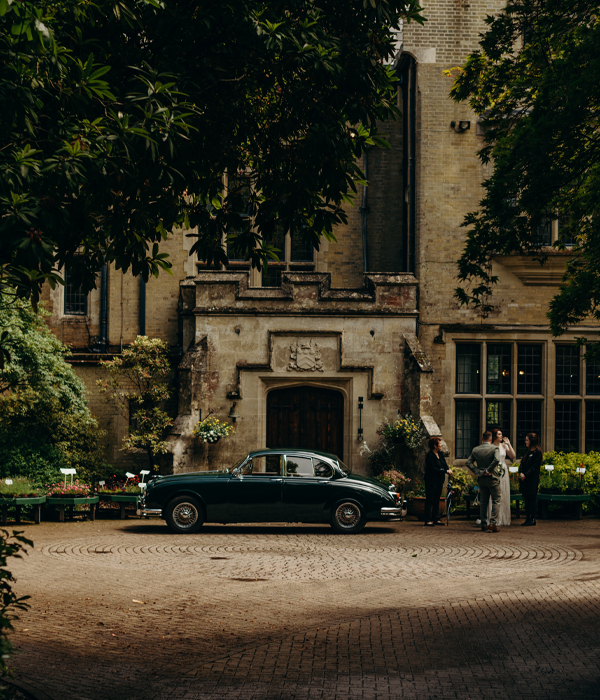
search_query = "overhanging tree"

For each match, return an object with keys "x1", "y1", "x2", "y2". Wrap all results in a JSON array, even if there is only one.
[
  {"x1": 449, "y1": 0, "x2": 600, "y2": 355},
  {"x1": 1, "y1": 0, "x2": 425, "y2": 309},
  {"x1": 0, "y1": 297, "x2": 107, "y2": 484}
]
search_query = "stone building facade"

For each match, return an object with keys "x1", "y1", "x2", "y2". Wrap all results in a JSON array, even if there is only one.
[{"x1": 42, "y1": 0, "x2": 600, "y2": 474}]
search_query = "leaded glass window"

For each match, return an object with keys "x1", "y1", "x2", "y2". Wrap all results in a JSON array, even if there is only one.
[
  {"x1": 487, "y1": 344, "x2": 511, "y2": 394},
  {"x1": 456, "y1": 344, "x2": 480, "y2": 394},
  {"x1": 486, "y1": 400, "x2": 511, "y2": 441},
  {"x1": 555, "y1": 402, "x2": 580, "y2": 453},
  {"x1": 455, "y1": 400, "x2": 480, "y2": 459},
  {"x1": 64, "y1": 270, "x2": 87, "y2": 316},
  {"x1": 517, "y1": 345, "x2": 542, "y2": 394},
  {"x1": 516, "y1": 401, "x2": 542, "y2": 457},
  {"x1": 585, "y1": 403, "x2": 600, "y2": 452},
  {"x1": 555, "y1": 345, "x2": 580, "y2": 395},
  {"x1": 586, "y1": 352, "x2": 600, "y2": 395}
]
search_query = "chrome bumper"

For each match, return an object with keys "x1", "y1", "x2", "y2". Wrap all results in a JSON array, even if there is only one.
[
  {"x1": 381, "y1": 507, "x2": 404, "y2": 517},
  {"x1": 137, "y1": 508, "x2": 162, "y2": 517}
]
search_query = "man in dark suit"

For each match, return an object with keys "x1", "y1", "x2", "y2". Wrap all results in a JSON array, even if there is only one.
[{"x1": 465, "y1": 431, "x2": 504, "y2": 532}]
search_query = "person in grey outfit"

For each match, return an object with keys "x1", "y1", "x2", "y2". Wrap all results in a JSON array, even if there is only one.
[{"x1": 465, "y1": 431, "x2": 504, "y2": 532}]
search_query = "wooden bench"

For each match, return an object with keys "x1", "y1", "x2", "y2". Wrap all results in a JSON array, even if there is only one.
[{"x1": 537, "y1": 493, "x2": 592, "y2": 520}]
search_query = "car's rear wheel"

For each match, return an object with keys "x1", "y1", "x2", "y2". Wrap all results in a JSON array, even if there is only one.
[
  {"x1": 330, "y1": 501, "x2": 366, "y2": 534},
  {"x1": 165, "y1": 495, "x2": 204, "y2": 534}
]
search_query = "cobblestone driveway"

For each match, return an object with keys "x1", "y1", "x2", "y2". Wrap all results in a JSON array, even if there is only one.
[{"x1": 8, "y1": 517, "x2": 600, "y2": 699}]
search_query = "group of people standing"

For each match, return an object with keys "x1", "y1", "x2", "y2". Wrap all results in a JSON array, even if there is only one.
[{"x1": 423, "y1": 431, "x2": 543, "y2": 529}]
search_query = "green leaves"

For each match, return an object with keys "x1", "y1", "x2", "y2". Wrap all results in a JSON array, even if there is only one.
[{"x1": 451, "y1": 0, "x2": 600, "y2": 346}]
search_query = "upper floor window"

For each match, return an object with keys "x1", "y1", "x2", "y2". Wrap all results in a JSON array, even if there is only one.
[
  {"x1": 226, "y1": 175, "x2": 251, "y2": 262},
  {"x1": 64, "y1": 269, "x2": 87, "y2": 316}
]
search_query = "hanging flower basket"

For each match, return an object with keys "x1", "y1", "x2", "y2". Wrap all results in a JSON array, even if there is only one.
[{"x1": 193, "y1": 416, "x2": 235, "y2": 443}]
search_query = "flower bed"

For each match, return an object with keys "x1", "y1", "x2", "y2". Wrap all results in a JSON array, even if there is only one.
[
  {"x1": 0, "y1": 477, "x2": 41, "y2": 499},
  {"x1": 47, "y1": 480, "x2": 91, "y2": 498}
]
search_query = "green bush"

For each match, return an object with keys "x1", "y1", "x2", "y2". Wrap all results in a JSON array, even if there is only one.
[
  {"x1": 0, "y1": 299, "x2": 109, "y2": 486},
  {"x1": 541, "y1": 452, "x2": 600, "y2": 512},
  {"x1": 0, "y1": 530, "x2": 31, "y2": 699}
]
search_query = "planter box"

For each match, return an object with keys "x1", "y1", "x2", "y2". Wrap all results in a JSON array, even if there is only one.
[
  {"x1": 539, "y1": 487, "x2": 562, "y2": 494},
  {"x1": 407, "y1": 496, "x2": 445, "y2": 521},
  {"x1": 47, "y1": 496, "x2": 100, "y2": 522},
  {"x1": 537, "y1": 492, "x2": 591, "y2": 520},
  {"x1": 110, "y1": 494, "x2": 140, "y2": 520},
  {"x1": 0, "y1": 495, "x2": 47, "y2": 525}
]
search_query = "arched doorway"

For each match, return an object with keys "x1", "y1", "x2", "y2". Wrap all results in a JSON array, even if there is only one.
[{"x1": 267, "y1": 386, "x2": 344, "y2": 458}]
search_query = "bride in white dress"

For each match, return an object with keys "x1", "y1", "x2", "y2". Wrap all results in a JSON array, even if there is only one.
[
  {"x1": 475, "y1": 429, "x2": 516, "y2": 526},
  {"x1": 488, "y1": 429, "x2": 516, "y2": 526}
]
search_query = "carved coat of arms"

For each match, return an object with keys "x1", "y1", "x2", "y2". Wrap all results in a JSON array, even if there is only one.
[{"x1": 288, "y1": 339, "x2": 323, "y2": 372}]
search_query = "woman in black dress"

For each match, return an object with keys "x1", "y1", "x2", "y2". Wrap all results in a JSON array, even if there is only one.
[
  {"x1": 519, "y1": 432, "x2": 543, "y2": 526},
  {"x1": 424, "y1": 436, "x2": 452, "y2": 526}
]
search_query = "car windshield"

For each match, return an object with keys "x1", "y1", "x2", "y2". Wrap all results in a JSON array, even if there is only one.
[
  {"x1": 230, "y1": 456, "x2": 247, "y2": 473},
  {"x1": 337, "y1": 459, "x2": 351, "y2": 476}
]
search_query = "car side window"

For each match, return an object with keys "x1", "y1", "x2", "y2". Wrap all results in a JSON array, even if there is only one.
[
  {"x1": 250, "y1": 455, "x2": 281, "y2": 476},
  {"x1": 314, "y1": 460, "x2": 333, "y2": 478},
  {"x1": 286, "y1": 456, "x2": 314, "y2": 477}
]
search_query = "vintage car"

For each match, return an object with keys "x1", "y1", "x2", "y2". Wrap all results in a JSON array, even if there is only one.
[{"x1": 140, "y1": 448, "x2": 403, "y2": 534}]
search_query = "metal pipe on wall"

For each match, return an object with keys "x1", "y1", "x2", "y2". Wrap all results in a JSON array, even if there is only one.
[
  {"x1": 99, "y1": 261, "x2": 108, "y2": 352},
  {"x1": 139, "y1": 276, "x2": 146, "y2": 337},
  {"x1": 360, "y1": 148, "x2": 371, "y2": 273}
]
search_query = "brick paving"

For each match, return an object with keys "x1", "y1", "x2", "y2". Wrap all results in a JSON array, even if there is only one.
[{"x1": 7, "y1": 517, "x2": 600, "y2": 699}]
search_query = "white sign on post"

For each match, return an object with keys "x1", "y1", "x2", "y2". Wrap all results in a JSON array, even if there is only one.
[
  {"x1": 98, "y1": 481, "x2": 106, "y2": 487},
  {"x1": 139, "y1": 483, "x2": 147, "y2": 490},
  {"x1": 545, "y1": 465, "x2": 554, "y2": 471},
  {"x1": 139, "y1": 470, "x2": 150, "y2": 484},
  {"x1": 60, "y1": 467, "x2": 77, "y2": 485},
  {"x1": 509, "y1": 466, "x2": 519, "y2": 473},
  {"x1": 576, "y1": 467, "x2": 586, "y2": 474},
  {"x1": 125, "y1": 472, "x2": 135, "y2": 479},
  {"x1": 5, "y1": 479, "x2": 13, "y2": 486}
]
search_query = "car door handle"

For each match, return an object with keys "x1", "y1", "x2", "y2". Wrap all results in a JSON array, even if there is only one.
[{"x1": 270, "y1": 478, "x2": 283, "y2": 482}]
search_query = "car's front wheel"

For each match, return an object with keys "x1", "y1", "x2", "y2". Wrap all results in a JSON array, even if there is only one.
[
  {"x1": 165, "y1": 495, "x2": 204, "y2": 534},
  {"x1": 330, "y1": 501, "x2": 366, "y2": 534}
]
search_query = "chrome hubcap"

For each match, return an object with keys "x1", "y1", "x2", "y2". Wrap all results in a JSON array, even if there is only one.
[
  {"x1": 335, "y1": 503, "x2": 361, "y2": 529},
  {"x1": 173, "y1": 502, "x2": 198, "y2": 529}
]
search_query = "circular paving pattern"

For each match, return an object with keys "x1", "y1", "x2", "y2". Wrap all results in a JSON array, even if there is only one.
[{"x1": 41, "y1": 534, "x2": 583, "y2": 580}]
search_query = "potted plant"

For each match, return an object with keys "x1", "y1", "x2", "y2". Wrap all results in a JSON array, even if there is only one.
[
  {"x1": 405, "y1": 480, "x2": 445, "y2": 520},
  {"x1": 193, "y1": 415, "x2": 235, "y2": 444}
]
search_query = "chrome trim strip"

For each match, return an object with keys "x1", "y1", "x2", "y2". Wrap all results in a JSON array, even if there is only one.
[
  {"x1": 380, "y1": 507, "x2": 403, "y2": 516},
  {"x1": 140, "y1": 508, "x2": 162, "y2": 517}
]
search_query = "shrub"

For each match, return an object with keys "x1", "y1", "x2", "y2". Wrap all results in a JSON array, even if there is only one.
[
  {"x1": 98, "y1": 336, "x2": 173, "y2": 470},
  {"x1": 541, "y1": 452, "x2": 600, "y2": 512},
  {"x1": 373, "y1": 469, "x2": 410, "y2": 490},
  {"x1": 0, "y1": 298, "x2": 108, "y2": 486},
  {"x1": 376, "y1": 414, "x2": 425, "y2": 450},
  {"x1": 0, "y1": 530, "x2": 31, "y2": 699}
]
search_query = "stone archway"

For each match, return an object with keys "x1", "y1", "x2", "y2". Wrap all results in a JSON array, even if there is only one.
[{"x1": 266, "y1": 386, "x2": 344, "y2": 459}]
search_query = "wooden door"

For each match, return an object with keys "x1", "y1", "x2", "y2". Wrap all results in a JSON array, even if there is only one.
[{"x1": 267, "y1": 386, "x2": 344, "y2": 458}]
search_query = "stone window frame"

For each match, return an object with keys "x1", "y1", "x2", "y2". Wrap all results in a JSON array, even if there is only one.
[
  {"x1": 194, "y1": 171, "x2": 327, "y2": 283},
  {"x1": 450, "y1": 335, "x2": 599, "y2": 461}
]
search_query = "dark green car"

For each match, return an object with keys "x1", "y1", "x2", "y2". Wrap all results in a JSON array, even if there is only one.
[{"x1": 141, "y1": 448, "x2": 402, "y2": 534}]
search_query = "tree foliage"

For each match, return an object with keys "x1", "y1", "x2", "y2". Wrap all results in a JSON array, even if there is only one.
[
  {"x1": 0, "y1": 529, "x2": 32, "y2": 700},
  {"x1": 449, "y1": 0, "x2": 600, "y2": 354},
  {"x1": 98, "y1": 336, "x2": 173, "y2": 470},
  {"x1": 1, "y1": 0, "x2": 425, "y2": 308},
  {"x1": 0, "y1": 298, "x2": 107, "y2": 484}
]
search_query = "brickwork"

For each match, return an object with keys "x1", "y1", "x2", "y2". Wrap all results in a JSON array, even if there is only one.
[{"x1": 9, "y1": 517, "x2": 600, "y2": 700}]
